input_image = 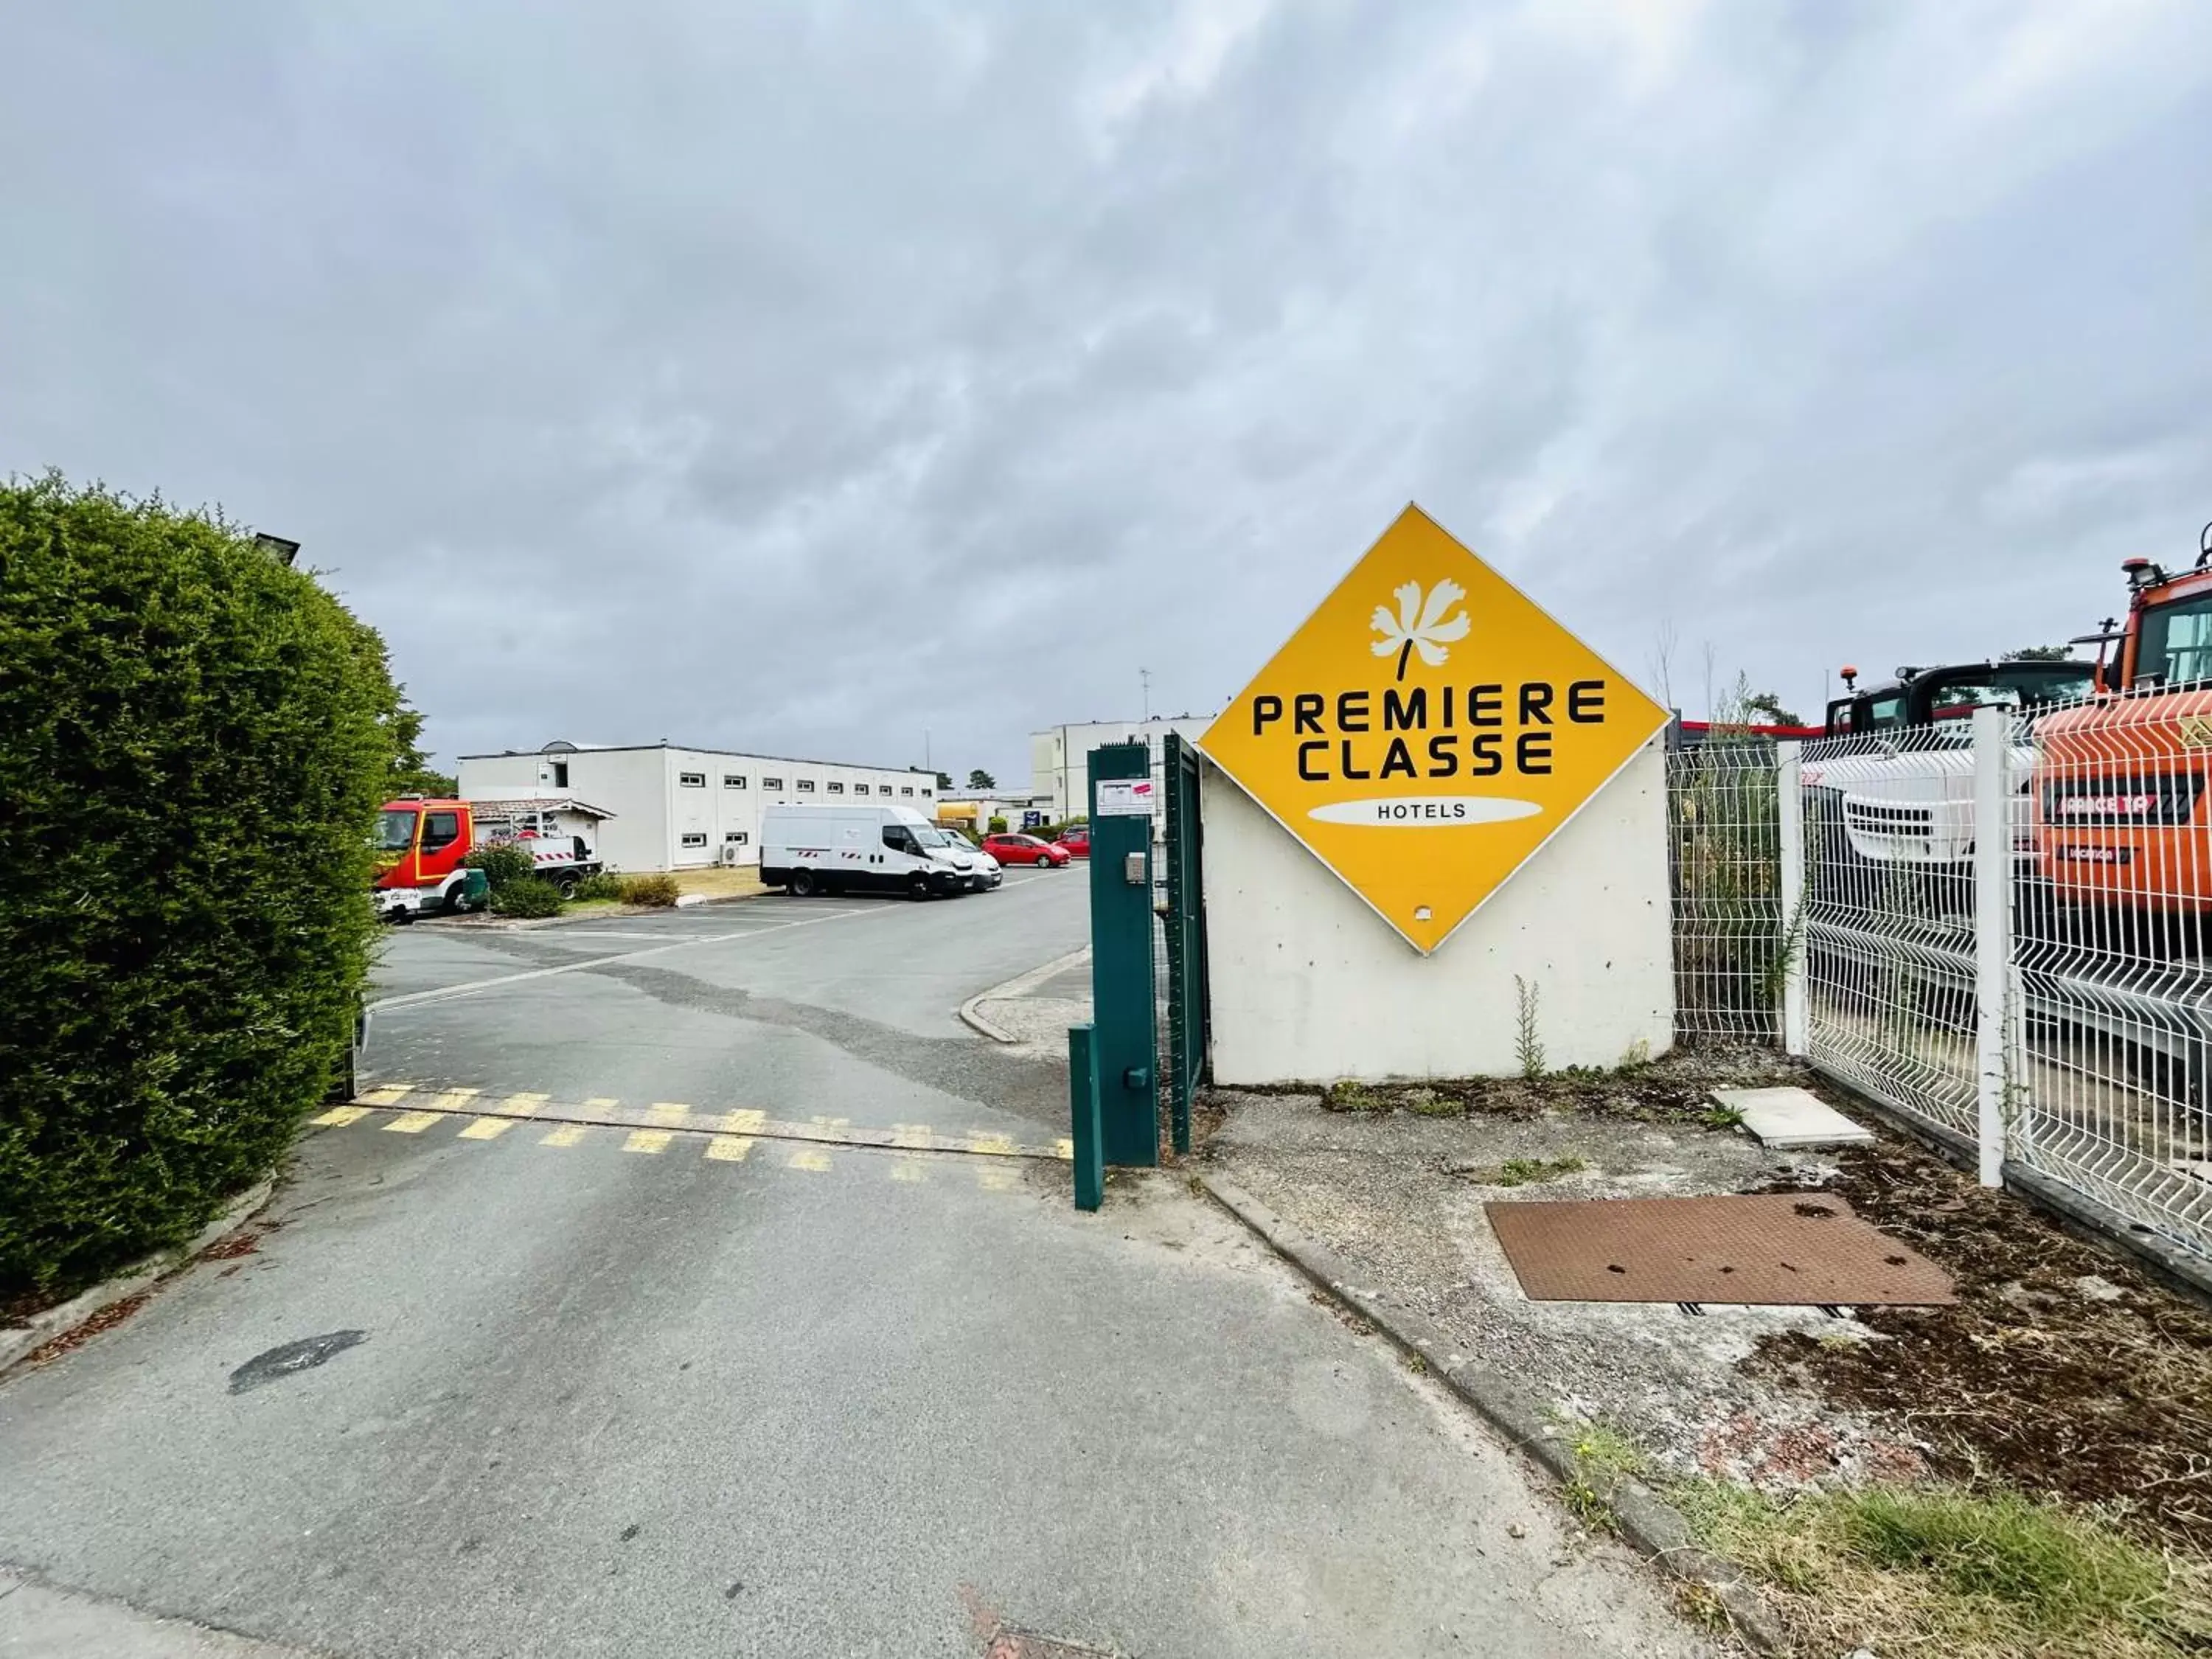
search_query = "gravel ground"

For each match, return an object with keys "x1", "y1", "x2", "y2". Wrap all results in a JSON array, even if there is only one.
[{"x1": 1198, "y1": 1072, "x2": 1937, "y2": 1490}]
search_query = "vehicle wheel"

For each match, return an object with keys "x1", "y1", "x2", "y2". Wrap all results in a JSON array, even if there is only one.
[
  {"x1": 442, "y1": 885, "x2": 467, "y2": 916},
  {"x1": 553, "y1": 872, "x2": 580, "y2": 899},
  {"x1": 790, "y1": 869, "x2": 817, "y2": 898},
  {"x1": 908, "y1": 873, "x2": 931, "y2": 901}
]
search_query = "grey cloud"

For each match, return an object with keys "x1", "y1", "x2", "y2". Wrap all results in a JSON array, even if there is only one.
[{"x1": 4, "y1": 0, "x2": 2208, "y2": 776}]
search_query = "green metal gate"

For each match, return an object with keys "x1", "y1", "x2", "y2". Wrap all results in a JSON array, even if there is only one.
[{"x1": 1161, "y1": 731, "x2": 1210, "y2": 1155}]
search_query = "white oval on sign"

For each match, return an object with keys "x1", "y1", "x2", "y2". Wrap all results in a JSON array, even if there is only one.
[{"x1": 1307, "y1": 796, "x2": 1543, "y2": 827}]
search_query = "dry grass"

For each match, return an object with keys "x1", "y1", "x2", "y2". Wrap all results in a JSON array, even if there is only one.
[
  {"x1": 654, "y1": 866, "x2": 767, "y2": 901},
  {"x1": 1678, "y1": 1481, "x2": 2212, "y2": 1658}
]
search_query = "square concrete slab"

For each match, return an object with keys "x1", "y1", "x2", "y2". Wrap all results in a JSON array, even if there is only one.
[
  {"x1": 1714, "y1": 1085, "x2": 1876, "y2": 1149},
  {"x1": 1485, "y1": 1192, "x2": 1955, "y2": 1306}
]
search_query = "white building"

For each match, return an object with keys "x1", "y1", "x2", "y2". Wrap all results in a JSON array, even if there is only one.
[
  {"x1": 457, "y1": 741, "x2": 938, "y2": 872},
  {"x1": 1029, "y1": 716, "x2": 1217, "y2": 822}
]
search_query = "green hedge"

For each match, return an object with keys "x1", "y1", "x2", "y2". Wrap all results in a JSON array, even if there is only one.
[
  {"x1": 488, "y1": 875, "x2": 562, "y2": 918},
  {"x1": 0, "y1": 475, "x2": 400, "y2": 1298},
  {"x1": 462, "y1": 842, "x2": 535, "y2": 892}
]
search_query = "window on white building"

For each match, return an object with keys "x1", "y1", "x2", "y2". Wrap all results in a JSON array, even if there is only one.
[
  {"x1": 900, "y1": 787, "x2": 914, "y2": 796},
  {"x1": 827, "y1": 782, "x2": 844, "y2": 794},
  {"x1": 797, "y1": 779, "x2": 816, "y2": 793},
  {"x1": 920, "y1": 787, "x2": 933, "y2": 799},
  {"x1": 853, "y1": 784, "x2": 869, "y2": 796},
  {"x1": 724, "y1": 830, "x2": 749, "y2": 844},
  {"x1": 762, "y1": 776, "x2": 785, "y2": 790},
  {"x1": 679, "y1": 832, "x2": 708, "y2": 848},
  {"x1": 678, "y1": 771, "x2": 706, "y2": 788},
  {"x1": 723, "y1": 774, "x2": 747, "y2": 788}
]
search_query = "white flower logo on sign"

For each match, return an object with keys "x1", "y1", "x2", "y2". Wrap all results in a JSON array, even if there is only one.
[{"x1": 1370, "y1": 579, "x2": 1470, "y2": 681}]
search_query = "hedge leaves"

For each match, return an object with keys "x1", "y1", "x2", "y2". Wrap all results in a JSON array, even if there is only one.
[{"x1": 1, "y1": 476, "x2": 400, "y2": 1297}]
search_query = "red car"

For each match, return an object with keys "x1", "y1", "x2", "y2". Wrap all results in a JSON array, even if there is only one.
[
  {"x1": 981, "y1": 832, "x2": 1071, "y2": 868},
  {"x1": 1053, "y1": 827, "x2": 1091, "y2": 859}
]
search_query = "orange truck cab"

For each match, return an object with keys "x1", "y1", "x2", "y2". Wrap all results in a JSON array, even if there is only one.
[
  {"x1": 2034, "y1": 525, "x2": 2212, "y2": 928},
  {"x1": 373, "y1": 798, "x2": 485, "y2": 919}
]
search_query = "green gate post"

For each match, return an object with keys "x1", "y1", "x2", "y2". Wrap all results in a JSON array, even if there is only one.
[
  {"x1": 1068, "y1": 1023, "x2": 1104, "y2": 1211},
  {"x1": 1088, "y1": 742, "x2": 1159, "y2": 1167}
]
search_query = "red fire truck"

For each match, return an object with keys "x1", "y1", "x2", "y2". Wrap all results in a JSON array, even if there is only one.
[{"x1": 373, "y1": 797, "x2": 602, "y2": 919}]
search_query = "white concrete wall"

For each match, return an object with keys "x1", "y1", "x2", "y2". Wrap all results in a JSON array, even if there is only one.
[
  {"x1": 564, "y1": 749, "x2": 670, "y2": 873},
  {"x1": 455, "y1": 754, "x2": 543, "y2": 797},
  {"x1": 1203, "y1": 742, "x2": 1674, "y2": 1083}
]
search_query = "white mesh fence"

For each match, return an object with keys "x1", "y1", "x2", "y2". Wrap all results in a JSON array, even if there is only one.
[
  {"x1": 1666, "y1": 731, "x2": 1787, "y2": 1046},
  {"x1": 2011, "y1": 684, "x2": 2212, "y2": 1253},
  {"x1": 1764, "y1": 692, "x2": 2212, "y2": 1259}
]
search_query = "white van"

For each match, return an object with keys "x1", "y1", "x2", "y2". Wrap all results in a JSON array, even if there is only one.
[{"x1": 759, "y1": 802, "x2": 982, "y2": 900}]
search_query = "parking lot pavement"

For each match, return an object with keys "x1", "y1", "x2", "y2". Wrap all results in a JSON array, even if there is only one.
[{"x1": 1, "y1": 866, "x2": 1715, "y2": 1658}]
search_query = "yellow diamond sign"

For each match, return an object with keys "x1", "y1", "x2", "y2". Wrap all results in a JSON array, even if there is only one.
[{"x1": 1200, "y1": 504, "x2": 1669, "y2": 954}]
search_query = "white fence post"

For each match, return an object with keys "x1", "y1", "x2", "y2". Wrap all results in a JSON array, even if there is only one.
[
  {"x1": 1972, "y1": 704, "x2": 2010, "y2": 1187},
  {"x1": 1775, "y1": 740, "x2": 1809, "y2": 1057}
]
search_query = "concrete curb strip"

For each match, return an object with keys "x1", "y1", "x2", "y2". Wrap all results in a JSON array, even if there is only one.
[
  {"x1": 1198, "y1": 1174, "x2": 1792, "y2": 1655},
  {"x1": 957, "y1": 947, "x2": 1091, "y2": 1044},
  {"x1": 0, "y1": 1176, "x2": 276, "y2": 1378}
]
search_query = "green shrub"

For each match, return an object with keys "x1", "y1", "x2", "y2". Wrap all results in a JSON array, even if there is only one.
[
  {"x1": 620, "y1": 872, "x2": 681, "y2": 907},
  {"x1": 1, "y1": 474, "x2": 401, "y2": 1298},
  {"x1": 571, "y1": 870, "x2": 626, "y2": 902},
  {"x1": 489, "y1": 875, "x2": 563, "y2": 917},
  {"x1": 987, "y1": 815, "x2": 1009, "y2": 833},
  {"x1": 462, "y1": 841, "x2": 535, "y2": 891}
]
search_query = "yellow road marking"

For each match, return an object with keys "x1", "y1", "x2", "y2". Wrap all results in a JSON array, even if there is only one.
[
  {"x1": 891, "y1": 1157, "x2": 928, "y2": 1183},
  {"x1": 722, "y1": 1108, "x2": 766, "y2": 1133},
  {"x1": 647, "y1": 1102, "x2": 691, "y2": 1127},
  {"x1": 384, "y1": 1111, "x2": 442, "y2": 1134},
  {"x1": 582, "y1": 1096, "x2": 619, "y2": 1112},
  {"x1": 970, "y1": 1133, "x2": 1016, "y2": 1157},
  {"x1": 789, "y1": 1147, "x2": 832, "y2": 1173},
  {"x1": 356, "y1": 1085, "x2": 413, "y2": 1106},
  {"x1": 424, "y1": 1088, "x2": 482, "y2": 1112},
  {"x1": 540, "y1": 1124, "x2": 588, "y2": 1147},
  {"x1": 501, "y1": 1092, "x2": 550, "y2": 1116},
  {"x1": 459, "y1": 1118, "x2": 512, "y2": 1141},
  {"x1": 624, "y1": 1130, "x2": 673, "y2": 1155},
  {"x1": 705, "y1": 1135, "x2": 754, "y2": 1163},
  {"x1": 1054, "y1": 1138, "x2": 1074, "y2": 1161},
  {"x1": 892, "y1": 1122, "x2": 933, "y2": 1149},
  {"x1": 976, "y1": 1166, "x2": 1019, "y2": 1192},
  {"x1": 810, "y1": 1115, "x2": 851, "y2": 1128},
  {"x1": 312, "y1": 1105, "x2": 369, "y2": 1127}
]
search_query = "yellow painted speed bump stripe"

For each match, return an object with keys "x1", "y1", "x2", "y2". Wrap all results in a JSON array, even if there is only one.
[
  {"x1": 788, "y1": 1147, "x2": 832, "y2": 1172},
  {"x1": 705, "y1": 1135, "x2": 754, "y2": 1163},
  {"x1": 385, "y1": 1111, "x2": 442, "y2": 1134},
  {"x1": 357, "y1": 1085, "x2": 413, "y2": 1106},
  {"x1": 312, "y1": 1105, "x2": 370, "y2": 1127},
  {"x1": 347, "y1": 1091, "x2": 1070, "y2": 1161},
  {"x1": 459, "y1": 1118, "x2": 512, "y2": 1141},
  {"x1": 540, "y1": 1124, "x2": 588, "y2": 1147},
  {"x1": 623, "y1": 1130, "x2": 673, "y2": 1154},
  {"x1": 891, "y1": 1157, "x2": 928, "y2": 1183}
]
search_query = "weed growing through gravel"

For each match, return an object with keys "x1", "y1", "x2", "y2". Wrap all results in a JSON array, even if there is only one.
[{"x1": 1461, "y1": 1156, "x2": 1588, "y2": 1189}]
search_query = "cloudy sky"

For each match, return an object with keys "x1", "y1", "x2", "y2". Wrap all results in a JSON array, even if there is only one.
[{"x1": 5, "y1": 1, "x2": 2208, "y2": 786}]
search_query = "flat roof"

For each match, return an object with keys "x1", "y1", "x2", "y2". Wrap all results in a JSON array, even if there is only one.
[{"x1": 457, "y1": 742, "x2": 933, "y2": 774}]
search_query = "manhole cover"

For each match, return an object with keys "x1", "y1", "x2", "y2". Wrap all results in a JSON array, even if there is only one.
[{"x1": 1484, "y1": 1193, "x2": 1953, "y2": 1305}]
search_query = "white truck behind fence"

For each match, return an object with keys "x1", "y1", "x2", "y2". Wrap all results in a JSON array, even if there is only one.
[{"x1": 1669, "y1": 697, "x2": 2212, "y2": 1262}]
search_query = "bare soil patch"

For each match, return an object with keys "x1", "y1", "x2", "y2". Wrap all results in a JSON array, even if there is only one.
[{"x1": 1747, "y1": 1136, "x2": 2212, "y2": 1552}]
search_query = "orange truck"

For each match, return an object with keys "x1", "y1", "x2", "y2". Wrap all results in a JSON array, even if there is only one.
[
  {"x1": 372, "y1": 797, "x2": 604, "y2": 919},
  {"x1": 2034, "y1": 524, "x2": 2212, "y2": 935}
]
